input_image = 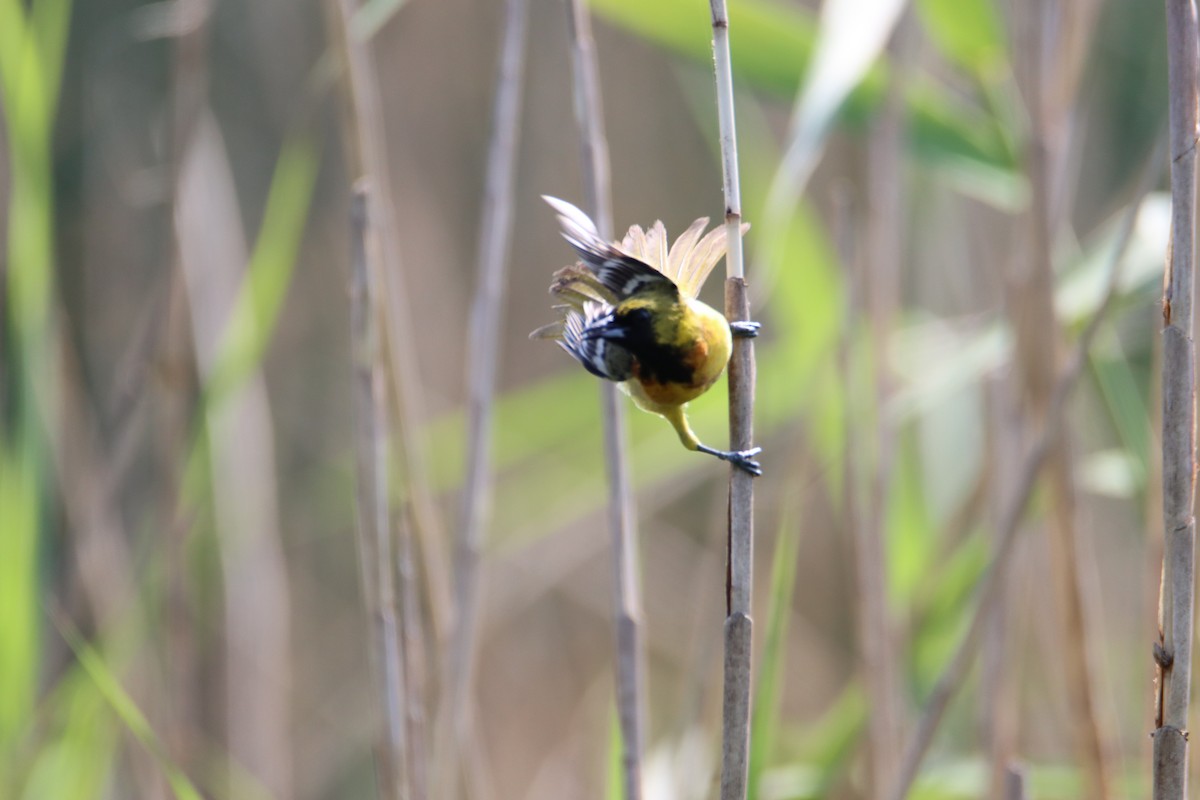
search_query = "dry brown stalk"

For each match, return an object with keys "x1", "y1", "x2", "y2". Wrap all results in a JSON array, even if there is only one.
[
  {"x1": 443, "y1": 0, "x2": 530, "y2": 795},
  {"x1": 176, "y1": 111, "x2": 293, "y2": 798},
  {"x1": 1153, "y1": 2, "x2": 1198, "y2": 798},
  {"x1": 563, "y1": 1, "x2": 646, "y2": 796},
  {"x1": 351, "y1": 186, "x2": 414, "y2": 800},
  {"x1": 708, "y1": 1, "x2": 756, "y2": 798},
  {"x1": 856, "y1": 22, "x2": 908, "y2": 794},
  {"x1": 327, "y1": 0, "x2": 454, "y2": 646},
  {"x1": 1010, "y1": 4, "x2": 1112, "y2": 796}
]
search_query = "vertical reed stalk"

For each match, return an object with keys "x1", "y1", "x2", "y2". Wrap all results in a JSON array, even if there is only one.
[
  {"x1": 445, "y1": 0, "x2": 529, "y2": 793},
  {"x1": 397, "y1": 506, "x2": 428, "y2": 800},
  {"x1": 351, "y1": 185, "x2": 412, "y2": 800},
  {"x1": 175, "y1": 113, "x2": 293, "y2": 799},
  {"x1": 857, "y1": 27, "x2": 906, "y2": 794},
  {"x1": 1004, "y1": 764, "x2": 1029, "y2": 800},
  {"x1": 1016, "y1": 5, "x2": 1111, "y2": 795},
  {"x1": 328, "y1": 0, "x2": 453, "y2": 642},
  {"x1": 563, "y1": 2, "x2": 645, "y2": 797},
  {"x1": 981, "y1": 372, "x2": 1020, "y2": 799},
  {"x1": 708, "y1": 2, "x2": 755, "y2": 798},
  {"x1": 1153, "y1": 2, "x2": 1198, "y2": 797}
]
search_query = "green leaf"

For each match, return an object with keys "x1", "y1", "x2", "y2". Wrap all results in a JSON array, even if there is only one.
[
  {"x1": 1089, "y1": 342, "x2": 1151, "y2": 494},
  {"x1": 588, "y1": 0, "x2": 1019, "y2": 180},
  {"x1": 605, "y1": 707, "x2": 623, "y2": 800},
  {"x1": 904, "y1": 79, "x2": 1018, "y2": 180},
  {"x1": 205, "y1": 134, "x2": 320, "y2": 408},
  {"x1": 909, "y1": 533, "x2": 989, "y2": 695},
  {"x1": 20, "y1": 670, "x2": 119, "y2": 800},
  {"x1": 589, "y1": 0, "x2": 816, "y2": 98},
  {"x1": 1054, "y1": 192, "x2": 1170, "y2": 323},
  {"x1": 915, "y1": 0, "x2": 1007, "y2": 82},
  {"x1": 768, "y1": 0, "x2": 907, "y2": 205},
  {"x1": 0, "y1": 439, "x2": 39, "y2": 747},
  {"x1": 53, "y1": 617, "x2": 204, "y2": 800},
  {"x1": 758, "y1": 685, "x2": 866, "y2": 799},
  {"x1": 31, "y1": 0, "x2": 73, "y2": 106},
  {"x1": 888, "y1": 432, "x2": 937, "y2": 607}
]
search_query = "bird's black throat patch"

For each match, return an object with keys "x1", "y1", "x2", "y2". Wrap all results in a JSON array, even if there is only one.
[{"x1": 611, "y1": 307, "x2": 696, "y2": 386}]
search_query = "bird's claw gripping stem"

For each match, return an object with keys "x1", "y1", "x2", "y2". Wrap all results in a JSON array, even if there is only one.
[
  {"x1": 698, "y1": 444, "x2": 763, "y2": 477},
  {"x1": 730, "y1": 320, "x2": 761, "y2": 339}
]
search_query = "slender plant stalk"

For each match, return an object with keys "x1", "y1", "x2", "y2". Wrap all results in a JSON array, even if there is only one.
[
  {"x1": 351, "y1": 185, "x2": 413, "y2": 800},
  {"x1": 444, "y1": 0, "x2": 529, "y2": 794},
  {"x1": 981, "y1": 371, "x2": 1020, "y2": 800},
  {"x1": 1015, "y1": 6, "x2": 1111, "y2": 796},
  {"x1": 886, "y1": 144, "x2": 1160, "y2": 800},
  {"x1": 709, "y1": 2, "x2": 755, "y2": 798},
  {"x1": 563, "y1": 2, "x2": 645, "y2": 797},
  {"x1": 328, "y1": 0, "x2": 454, "y2": 643},
  {"x1": 1004, "y1": 764, "x2": 1029, "y2": 800},
  {"x1": 175, "y1": 112, "x2": 293, "y2": 799},
  {"x1": 857, "y1": 28, "x2": 906, "y2": 794},
  {"x1": 397, "y1": 506, "x2": 429, "y2": 800},
  {"x1": 51, "y1": 322, "x2": 173, "y2": 797},
  {"x1": 1154, "y1": 1, "x2": 1198, "y2": 797},
  {"x1": 834, "y1": 181, "x2": 902, "y2": 798},
  {"x1": 565, "y1": 0, "x2": 612, "y2": 238},
  {"x1": 161, "y1": 8, "x2": 211, "y2": 775}
]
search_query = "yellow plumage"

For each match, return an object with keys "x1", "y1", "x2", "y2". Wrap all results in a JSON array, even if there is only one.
[{"x1": 534, "y1": 197, "x2": 761, "y2": 475}]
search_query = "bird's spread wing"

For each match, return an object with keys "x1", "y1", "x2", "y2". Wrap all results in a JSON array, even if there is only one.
[
  {"x1": 544, "y1": 196, "x2": 678, "y2": 301},
  {"x1": 558, "y1": 302, "x2": 633, "y2": 382}
]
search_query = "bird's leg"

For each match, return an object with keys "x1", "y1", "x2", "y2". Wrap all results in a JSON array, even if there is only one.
[
  {"x1": 729, "y1": 320, "x2": 761, "y2": 338},
  {"x1": 696, "y1": 443, "x2": 763, "y2": 476},
  {"x1": 661, "y1": 405, "x2": 763, "y2": 476}
]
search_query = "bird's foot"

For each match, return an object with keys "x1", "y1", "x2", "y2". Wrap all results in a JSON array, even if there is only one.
[
  {"x1": 730, "y1": 320, "x2": 762, "y2": 339},
  {"x1": 698, "y1": 444, "x2": 763, "y2": 476}
]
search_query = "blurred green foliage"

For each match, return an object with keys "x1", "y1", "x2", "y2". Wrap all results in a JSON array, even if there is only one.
[{"x1": 5, "y1": 0, "x2": 1168, "y2": 794}]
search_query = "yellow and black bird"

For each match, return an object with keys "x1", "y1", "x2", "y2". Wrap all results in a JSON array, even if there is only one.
[{"x1": 533, "y1": 196, "x2": 762, "y2": 476}]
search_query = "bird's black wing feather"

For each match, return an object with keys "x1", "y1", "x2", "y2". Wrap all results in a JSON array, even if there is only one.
[
  {"x1": 544, "y1": 195, "x2": 677, "y2": 301},
  {"x1": 567, "y1": 243, "x2": 677, "y2": 302},
  {"x1": 559, "y1": 304, "x2": 633, "y2": 382}
]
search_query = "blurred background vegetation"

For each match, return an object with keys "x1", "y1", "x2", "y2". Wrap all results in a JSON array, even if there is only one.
[{"x1": 0, "y1": 0, "x2": 1177, "y2": 797}]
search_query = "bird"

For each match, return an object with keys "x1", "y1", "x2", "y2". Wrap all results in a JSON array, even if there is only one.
[{"x1": 532, "y1": 196, "x2": 762, "y2": 476}]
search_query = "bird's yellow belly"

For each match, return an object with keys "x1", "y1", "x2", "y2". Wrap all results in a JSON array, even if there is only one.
[
  {"x1": 625, "y1": 373, "x2": 710, "y2": 409},
  {"x1": 624, "y1": 300, "x2": 732, "y2": 414}
]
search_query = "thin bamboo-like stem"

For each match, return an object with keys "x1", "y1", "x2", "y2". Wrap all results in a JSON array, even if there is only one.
[
  {"x1": 565, "y1": 0, "x2": 612, "y2": 237},
  {"x1": 981, "y1": 371, "x2": 1020, "y2": 800},
  {"x1": 51, "y1": 325, "x2": 170, "y2": 795},
  {"x1": 161, "y1": 3, "x2": 210, "y2": 780},
  {"x1": 444, "y1": 0, "x2": 529, "y2": 793},
  {"x1": 328, "y1": 0, "x2": 453, "y2": 643},
  {"x1": 1016, "y1": 5, "x2": 1111, "y2": 795},
  {"x1": 173, "y1": 111, "x2": 295, "y2": 798},
  {"x1": 1154, "y1": 2, "x2": 1198, "y2": 797},
  {"x1": 1003, "y1": 764, "x2": 1029, "y2": 800},
  {"x1": 397, "y1": 505, "x2": 428, "y2": 800},
  {"x1": 351, "y1": 185, "x2": 412, "y2": 800},
  {"x1": 709, "y1": 2, "x2": 755, "y2": 798},
  {"x1": 563, "y1": 2, "x2": 645, "y2": 797},
  {"x1": 857, "y1": 24, "x2": 907, "y2": 793},
  {"x1": 886, "y1": 145, "x2": 1160, "y2": 800},
  {"x1": 835, "y1": 185, "x2": 898, "y2": 795}
]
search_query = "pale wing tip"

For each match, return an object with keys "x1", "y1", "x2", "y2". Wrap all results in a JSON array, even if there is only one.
[
  {"x1": 542, "y1": 195, "x2": 599, "y2": 236},
  {"x1": 530, "y1": 321, "x2": 564, "y2": 340}
]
